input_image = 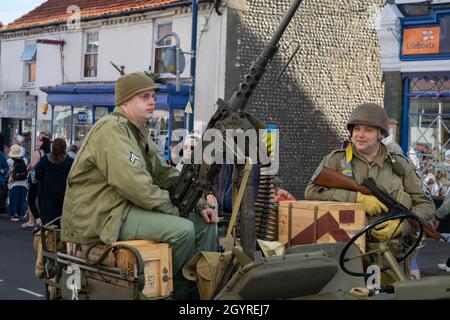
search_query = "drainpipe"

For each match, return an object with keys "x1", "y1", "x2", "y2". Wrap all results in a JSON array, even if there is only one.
[{"x1": 189, "y1": 0, "x2": 198, "y2": 133}]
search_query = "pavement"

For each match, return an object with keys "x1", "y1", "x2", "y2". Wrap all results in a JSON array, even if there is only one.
[
  {"x1": 0, "y1": 213, "x2": 45, "y2": 300},
  {"x1": 416, "y1": 235, "x2": 450, "y2": 277}
]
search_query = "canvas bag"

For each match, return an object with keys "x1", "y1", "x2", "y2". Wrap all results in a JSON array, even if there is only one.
[
  {"x1": 182, "y1": 251, "x2": 234, "y2": 300},
  {"x1": 33, "y1": 228, "x2": 65, "y2": 279}
]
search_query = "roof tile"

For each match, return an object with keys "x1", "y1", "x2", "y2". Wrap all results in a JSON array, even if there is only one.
[{"x1": 6, "y1": 0, "x2": 185, "y2": 30}]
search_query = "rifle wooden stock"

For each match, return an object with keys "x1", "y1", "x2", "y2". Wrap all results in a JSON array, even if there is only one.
[
  {"x1": 313, "y1": 166, "x2": 372, "y2": 195},
  {"x1": 408, "y1": 219, "x2": 441, "y2": 241},
  {"x1": 313, "y1": 167, "x2": 445, "y2": 241}
]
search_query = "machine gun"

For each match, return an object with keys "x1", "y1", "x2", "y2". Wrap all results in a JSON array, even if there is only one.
[
  {"x1": 170, "y1": 0, "x2": 304, "y2": 217},
  {"x1": 169, "y1": 0, "x2": 304, "y2": 257},
  {"x1": 312, "y1": 166, "x2": 446, "y2": 241}
]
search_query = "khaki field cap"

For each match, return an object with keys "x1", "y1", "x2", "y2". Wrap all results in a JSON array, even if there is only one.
[
  {"x1": 115, "y1": 72, "x2": 160, "y2": 106},
  {"x1": 347, "y1": 103, "x2": 389, "y2": 137}
]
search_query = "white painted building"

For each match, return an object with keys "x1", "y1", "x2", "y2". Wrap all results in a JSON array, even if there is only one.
[{"x1": 0, "y1": 0, "x2": 228, "y2": 159}]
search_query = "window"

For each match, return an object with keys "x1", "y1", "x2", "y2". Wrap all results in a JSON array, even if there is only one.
[
  {"x1": 83, "y1": 32, "x2": 98, "y2": 78},
  {"x1": 21, "y1": 43, "x2": 36, "y2": 86},
  {"x1": 154, "y1": 23, "x2": 172, "y2": 74},
  {"x1": 441, "y1": 15, "x2": 450, "y2": 54},
  {"x1": 408, "y1": 77, "x2": 450, "y2": 196},
  {"x1": 53, "y1": 105, "x2": 72, "y2": 145},
  {"x1": 73, "y1": 106, "x2": 93, "y2": 145},
  {"x1": 94, "y1": 106, "x2": 109, "y2": 123}
]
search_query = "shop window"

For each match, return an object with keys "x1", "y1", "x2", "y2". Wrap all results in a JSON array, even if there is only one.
[
  {"x1": 83, "y1": 32, "x2": 98, "y2": 78},
  {"x1": 94, "y1": 106, "x2": 109, "y2": 123},
  {"x1": 154, "y1": 23, "x2": 172, "y2": 75},
  {"x1": 20, "y1": 43, "x2": 37, "y2": 86},
  {"x1": 408, "y1": 77, "x2": 450, "y2": 196},
  {"x1": 73, "y1": 106, "x2": 93, "y2": 146},
  {"x1": 150, "y1": 110, "x2": 169, "y2": 157},
  {"x1": 440, "y1": 15, "x2": 450, "y2": 54},
  {"x1": 53, "y1": 105, "x2": 72, "y2": 146}
]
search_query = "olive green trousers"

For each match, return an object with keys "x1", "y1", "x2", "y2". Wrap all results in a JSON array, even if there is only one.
[{"x1": 118, "y1": 205, "x2": 217, "y2": 300}]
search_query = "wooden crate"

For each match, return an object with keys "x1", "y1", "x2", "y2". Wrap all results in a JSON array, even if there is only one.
[
  {"x1": 67, "y1": 240, "x2": 173, "y2": 298},
  {"x1": 278, "y1": 201, "x2": 367, "y2": 252}
]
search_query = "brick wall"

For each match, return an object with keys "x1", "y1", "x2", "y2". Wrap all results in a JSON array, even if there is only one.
[{"x1": 225, "y1": 0, "x2": 385, "y2": 198}]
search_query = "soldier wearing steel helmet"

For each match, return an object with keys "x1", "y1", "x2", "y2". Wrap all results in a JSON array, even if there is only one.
[{"x1": 305, "y1": 103, "x2": 435, "y2": 275}]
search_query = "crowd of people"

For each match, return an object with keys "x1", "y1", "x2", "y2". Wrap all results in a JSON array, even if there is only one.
[{"x1": 0, "y1": 131, "x2": 77, "y2": 233}]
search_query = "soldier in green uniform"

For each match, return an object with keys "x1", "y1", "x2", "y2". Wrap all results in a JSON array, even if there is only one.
[
  {"x1": 61, "y1": 72, "x2": 218, "y2": 299},
  {"x1": 305, "y1": 103, "x2": 435, "y2": 277}
]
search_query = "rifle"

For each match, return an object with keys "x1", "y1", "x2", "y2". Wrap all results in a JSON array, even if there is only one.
[{"x1": 313, "y1": 166, "x2": 446, "y2": 241}]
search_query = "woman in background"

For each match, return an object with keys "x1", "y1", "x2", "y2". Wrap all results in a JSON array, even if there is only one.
[{"x1": 34, "y1": 138, "x2": 73, "y2": 226}]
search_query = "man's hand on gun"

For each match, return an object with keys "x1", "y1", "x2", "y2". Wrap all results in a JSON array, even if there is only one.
[
  {"x1": 370, "y1": 219, "x2": 404, "y2": 242},
  {"x1": 356, "y1": 192, "x2": 388, "y2": 216}
]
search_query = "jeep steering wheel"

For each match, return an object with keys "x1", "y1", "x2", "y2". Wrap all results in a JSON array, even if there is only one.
[{"x1": 339, "y1": 213, "x2": 424, "y2": 277}]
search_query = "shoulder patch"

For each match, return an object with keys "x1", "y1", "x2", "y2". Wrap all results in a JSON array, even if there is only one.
[{"x1": 129, "y1": 152, "x2": 141, "y2": 164}]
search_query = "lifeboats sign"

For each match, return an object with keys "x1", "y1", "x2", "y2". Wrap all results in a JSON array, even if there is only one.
[{"x1": 402, "y1": 27, "x2": 440, "y2": 55}]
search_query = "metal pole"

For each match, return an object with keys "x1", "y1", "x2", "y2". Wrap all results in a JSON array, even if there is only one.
[
  {"x1": 401, "y1": 78, "x2": 410, "y2": 155},
  {"x1": 176, "y1": 46, "x2": 180, "y2": 92},
  {"x1": 438, "y1": 101, "x2": 442, "y2": 153},
  {"x1": 189, "y1": 0, "x2": 198, "y2": 132}
]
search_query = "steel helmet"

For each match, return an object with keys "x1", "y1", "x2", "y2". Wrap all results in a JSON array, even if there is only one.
[{"x1": 347, "y1": 103, "x2": 389, "y2": 137}]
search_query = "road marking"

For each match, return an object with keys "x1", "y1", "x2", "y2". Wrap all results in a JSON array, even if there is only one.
[
  {"x1": 0, "y1": 279, "x2": 3, "y2": 282},
  {"x1": 17, "y1": 288, "x2": 44, "y2": 297}
]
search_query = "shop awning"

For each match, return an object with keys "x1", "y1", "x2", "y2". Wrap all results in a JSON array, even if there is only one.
[
  {"x1": 40, "y1": 83, "x2": 115, "y2": 106},
  {"x1": 40, "y1": 82, "x2": 190, "y2": 109}
]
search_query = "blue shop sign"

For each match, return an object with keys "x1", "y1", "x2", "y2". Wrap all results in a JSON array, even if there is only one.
[{"x1": 77, "y1": 111, "x2": 89, "y2": 124}]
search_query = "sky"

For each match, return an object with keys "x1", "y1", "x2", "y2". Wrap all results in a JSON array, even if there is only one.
[{"x1": 0, "y1": 0, "x2": 48, "y2": 25}]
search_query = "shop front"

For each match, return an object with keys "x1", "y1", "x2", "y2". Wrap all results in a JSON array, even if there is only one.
[
  {"x1": 402, "y1": 73, "x2": 450, "y2": 196},
  {"x1": 0, "y1": 92, "x2": 37, "y2": 158},
  {"x1": 40, "y1": 82, "x2": 189, "y2": 158},
  {"x1": 399, "y1": 8, "x2": 450, "y2": 196}
]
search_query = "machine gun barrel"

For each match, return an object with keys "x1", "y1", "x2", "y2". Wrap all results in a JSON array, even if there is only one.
[
  {"x1": 170, "y1": 0, "x2": 304, "y2": 216},
  {"x1": 228, "y1": 0, "x2": 303, "y2": 112}
]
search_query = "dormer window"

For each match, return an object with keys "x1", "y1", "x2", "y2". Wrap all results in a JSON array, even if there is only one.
[{"x1": 21, "y1": 43, "x2": 37, "y2": 86}]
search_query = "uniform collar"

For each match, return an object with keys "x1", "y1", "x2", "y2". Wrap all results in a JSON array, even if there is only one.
[
  {"x1": 352, "y1": 143, "x2": 388, "y2": 167},
  {"x1": 113, "y1": 107, "x2": 150, "y2": 138}
]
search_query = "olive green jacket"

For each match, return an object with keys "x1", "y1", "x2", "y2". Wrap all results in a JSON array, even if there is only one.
[
  {"x1": 62, "y1": 107, "x2": 194, "y2": 244},
  {"x1": 305, "y1": 144, "x2": 435, "y2": 227}
]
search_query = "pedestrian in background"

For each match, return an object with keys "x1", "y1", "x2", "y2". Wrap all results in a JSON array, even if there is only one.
[
  {"x1": 34, "y1": 138, "x2": 73, "y2": 226},
  {"x1": 7, "y1": 144, "x2": 29, "y2": 222},
  {"x1": 0, "y1": 147, "x2": 9, "y2": 213},
  {"x1": 20, "y1": 133, "x2": 51, "y2": 230},
  {"x1": 67, "y1": 144, "x2": 78, "y2": 159}
]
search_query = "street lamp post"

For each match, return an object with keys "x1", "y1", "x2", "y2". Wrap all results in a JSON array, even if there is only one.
[
  {"x1": 189, "y1": 0, "x2": 199, "y2": 133},
  {"x1": 154, "y1": 32, "x2": 182, "y2": 91}
]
